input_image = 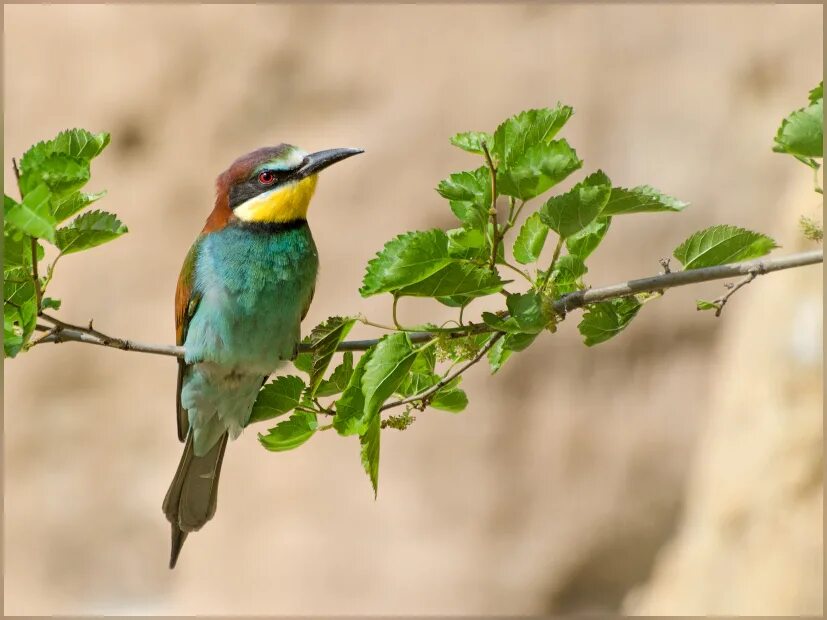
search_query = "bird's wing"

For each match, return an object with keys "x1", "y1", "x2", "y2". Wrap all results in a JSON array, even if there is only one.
[
  {"x1": 175, "y1": 237, "x2": 203, "y2": 442},
  {"x1": 300, "y1": 284, "x2": 315, "y2": 321}
]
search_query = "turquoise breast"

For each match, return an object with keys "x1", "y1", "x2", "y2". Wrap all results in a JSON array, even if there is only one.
[{"x1": 184, "y1": 222, "x2": 318, "y2": 374}]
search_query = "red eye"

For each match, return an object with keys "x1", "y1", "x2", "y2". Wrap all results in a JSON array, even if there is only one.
[{"x1": 258, "y1": 170, "x2": 276, "y2": 185}]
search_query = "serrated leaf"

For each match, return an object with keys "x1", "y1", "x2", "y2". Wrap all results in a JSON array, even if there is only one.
[
  {"x1": 540, "y1": 170, "x2": 612, "y2": 238},
  {"x1": 55, "y1": 209, "x2": 128, "y2": 255},
  {"x1": 4, "y1": 185, "x2": 56, "y2": 243},
  {"x1": 396, "y1": 261, "x2": 504, "y2": 298},
  {"x1": 360, "y1": 230, "x2": 452, "y2": 296},
  {"x1": 19, "y1": 128, "x2": 110, "y2": 174},
  {"x1": 316, "y1": 351, "x2": 355, "y2": 397},
  {"x1": 497, "y1": 140, "x2": 583, "y2": 201},
  {"x1": 258, "y1": 410, "x2": 318, "y2": 452},
  {"x1": 437, "y1": 167, "x2": 491, "y2": 232},
  {"x1": 601, "y1": 185, "x2": 688, "y2": 216},
  {"x1": 306, "y1": 316, "x2": 356, "y2": 396},
  {"x1": 52, "y1": 190, "x2": 106, "y2": 223},
  {"x1": 513, "y1": 212, "x2": 549, "y2": 264},
  {"x1": 673, "y1": 225, "x2": 778, "y2": 269},
  {"x1": 566, "y1": 216, "x2": 611, "y2": 260},
  {"x1": 360, "y1": 413, "x2": 381, "y2": 497},
  {"x1": 773, "y1": 97, "x2": 823, "y2": 158},
  {"x1": 450, "y1": 131, "x2": 494, "y2": 155},
  {"x1": 493, "y1": 105, "x2": 574, "y2": 166},
  {"x1": 248, "y1": 375, "x2": 306, "y2": 424},
  {"x1": 578, "y1": 297, "x2": 641, "y2": 346},
  {"x1": 20, "y1": 155, "x2": 90, "y2": 199}
]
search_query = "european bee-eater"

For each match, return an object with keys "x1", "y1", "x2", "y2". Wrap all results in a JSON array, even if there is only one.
[{"x1": 163, "y1": 144, "x2": 362, "y2": 568}]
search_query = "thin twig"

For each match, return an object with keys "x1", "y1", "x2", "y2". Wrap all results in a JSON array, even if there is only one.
[
  {"x1": 379, "y1": 332, "x2": 504, "y2": 412},
  {"x1": 25, "y1": 250, "x2": 823, "y2": 358},
  {"x1": 707, "y1": 271, "x2": 758, "y2": 317}
]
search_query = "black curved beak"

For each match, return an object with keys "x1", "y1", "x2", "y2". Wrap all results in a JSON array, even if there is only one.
[{"x1": 296, "y1": 147, "x2": 364, "y2": 179}]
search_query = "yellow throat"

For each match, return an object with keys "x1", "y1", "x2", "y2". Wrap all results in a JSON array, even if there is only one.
[{"x1": 234, "y1": 175, "x2": 319, "y2": 223}]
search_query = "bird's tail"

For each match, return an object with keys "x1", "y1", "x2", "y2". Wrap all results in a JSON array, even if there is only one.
[{"x1": 162, "y1": 432, "x2": 228, "y2": 569}]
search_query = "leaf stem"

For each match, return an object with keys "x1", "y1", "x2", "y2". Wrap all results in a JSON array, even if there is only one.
[
  {"x1": 392, "y1": 294, "x2": 402, "y2": 330},
  {"x1": 481, "y1": 141, "x2": 500, "y2": 271},
  {"x1": 500, "y1": 260, "x2": 534, "y2": 283},
  {"x1": 539, "y1": 236, "x2": 565, "y2": 291}
]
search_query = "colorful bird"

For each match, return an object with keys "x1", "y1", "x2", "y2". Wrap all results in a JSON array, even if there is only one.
[{"x1": 163, "y1": 144, "x2": 362, "y2": 568}]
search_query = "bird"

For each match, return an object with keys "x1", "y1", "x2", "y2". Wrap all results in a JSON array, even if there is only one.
[{"x1": 162, "y1": 143, "x2": 363, "y2": 568}]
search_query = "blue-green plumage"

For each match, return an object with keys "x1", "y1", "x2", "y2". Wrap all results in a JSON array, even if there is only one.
[{"x1": 182, "y1": 223, "x2": 318, "y2": 455}]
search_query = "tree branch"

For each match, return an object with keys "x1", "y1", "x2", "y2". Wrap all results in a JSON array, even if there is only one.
[{"x1": 28, "y1": 250, "x2": 822, "y2": 358}]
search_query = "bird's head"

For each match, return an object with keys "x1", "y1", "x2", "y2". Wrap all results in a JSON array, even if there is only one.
[{"x1": 208, "y1": 144, "x2": 362, "y2": 230}]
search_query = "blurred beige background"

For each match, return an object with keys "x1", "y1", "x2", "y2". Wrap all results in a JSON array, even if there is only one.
[{"x1": 3, "y1": 4, "x2": 822, "y2": 616}]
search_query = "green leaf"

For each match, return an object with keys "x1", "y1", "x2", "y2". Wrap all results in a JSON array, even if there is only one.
[
  {"x1": 450, "y1": 131, "x2": 494, "y2": 155},
  {"x1": 566, "y1": 216, "x2": 611, "y2": 260},
  {"x1": 578, "y1": 297, "x2": 641, "y2": 346},
  {"x1": 446, "y1": 227, "x2": 489, "y2": 261},
  {"x1": 493, "y1": 105, "x2": 574, "y2": 166},
  {"x1": 3, "y1": 218, "x2": 37, "y2": 271},
  {"x1": 696, "y1": 300, "x2": 718, "y2": 312},
  {"x1": 488, "y1": 332, "x2": 538, "y2": 372},
  {"x1": 52, "y1": 190, "x2": 106, "y2": 223},
  {"x1": 316, "y1": 351, "x2": 355, "y2": 397},
  {"x1": 430, "y1": 388, "x2": 468, "y2": 412},
  {"x1": 360, "y1": 230, "x2": 452, "y2": 296},
  {"x1": 248, "y1": 375, "x2": 306, "y2": 424},
  {"x1": 20, "y1": 155, "x2": 90, "y2": 199},
  {"x1": 673, "y1": 225, "x2": 778, "y2": 269},
  {"x1": 539, "y1": 170, "x2": 612, "y2": 238},
  {"x1": 773, "y1": 97, "x2": 823, "y2": 159},
  {"x1": 19, "y1": 128, "x2": 110, "y2": 174},
  {"x1": 550, "y1": 255, "x2": 588, "y2": 294},
  {"x1": 4, "y1": 185, "x2": 56, "y2": 243},
  {"x1": 361, "y1": 333, "x2": 418, "y2": 416},
  {"x1": 513, "y1": 212, "x2": 549, "y2": 264},
  {"x1": 601, "y1": 185, "x2": 688, "y2": 216},
  {"x1": 4, "y1": 266, "x2": 38, "y2": 358},
  {"x1": 808, "y1": 81, "x2": 823, "y2": 104},
  {"x1": 333, "y1": 350, "x2": 372, "y2": 436},
  {"x1": 497, "y1": 140, "x2": 582, "y2": 201},
  {"x1": 437, "y1": 167, "x2": 491, "y2": 232},
  {"x1": 55, "y1": 210, "x2": 128, "y2": 255},
  {"x1": 293, "y1": 349, "x2": 313, "y2": 373},
  {"x1": 396, "y1": 261, "x2": 504, "y2": 298},
  {"x1": 396, "y1": 347, "x2": 438, "y2": 396},
  {"x1": 360, "y1": 414, "x2": 381, "y2": 497},
  {"x1": 258, "y1": 410, "x2": 318, "y2": 452},
  {"x1": 306, "y1": 316, "x2": 356, "y2": 396},
  {"x1": 41, "y1": 296, "x2": 61, "y2": 311},
  {"x1": 482, "y1": 291, "x2": 550, "y2": 335}
]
